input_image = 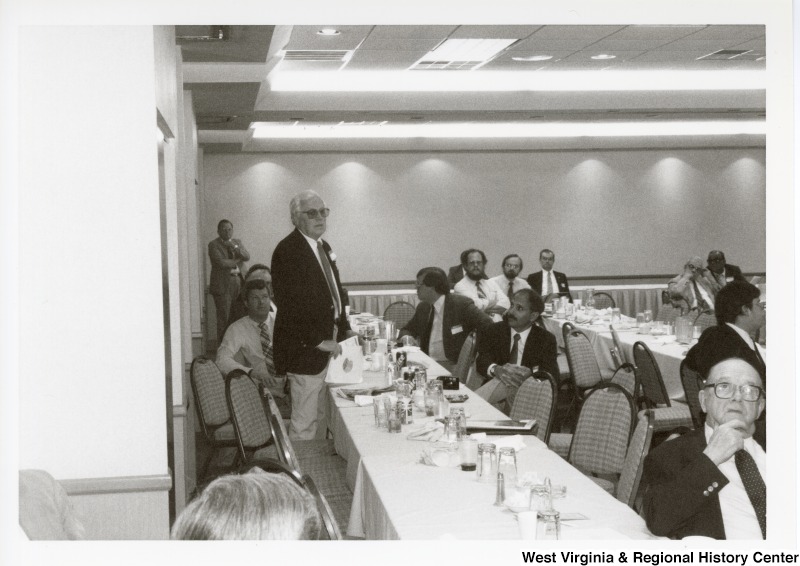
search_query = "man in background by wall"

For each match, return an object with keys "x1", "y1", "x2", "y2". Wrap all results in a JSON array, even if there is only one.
[
  {"x1": 208, "y1": 219, "x2": 250, "y2": 345},
  {"x1": 454, "y1": 249, "x2": 510, "y2": 322},
  {"x1": 667, "y1": 255, "x2": 721, "y2": 313},
  {"x1": 489, "y1": 253, "x2": 531, "y2": 299},
  {"x1": 271, "y1": 190, "x2": 353, "y2": 440},
  {"x1": 527, "y1": 249, "x2": 572, "y2": 302},
  {"x1": 706, "y1": 250, "x2": 747, "y2": 288}
]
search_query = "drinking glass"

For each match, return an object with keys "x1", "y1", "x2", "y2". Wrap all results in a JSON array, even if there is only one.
[
  {"x1": 536, "y1": 509, "x2": 561, "y2": 540},
  {"x1": 373, "y1": 396, "x2": 387, "y2": 428},
  {"x1": 530, "y1": 484, "x2": 552, "y2": 511},
  {"x1": 635, "y1": 312, "x2": 645, "y2": 327},
  {"x1": 384, "y1": 397, "x2": 401, "y2": 433},
  {"x1": 362, "y1": 338, "x2": 377, "y2": 360},
  {"x1": 458, "y1": 439, "x2": 478, "y2": 472},
  {"x1": 644, "y1": 309, "x2": 653, "y2": 323},
  {"x1": 477, "y1": 443, "x2": 497, "y2": 482},
  {"x1": 610, "y1": 307, "x2": 621, "y2": 326},
  {"x1": 449, "y1": 407, "x2": 467, "y2": 439},
  {"x1": 443, "y1": 416, "x2": 460, "y2": 442},
  {"x1": 382, "y1": 320, "x2": 395, "y2": 342},
  {"x1": 497, "y1": 447, "x2": 518, "y2": 487}
]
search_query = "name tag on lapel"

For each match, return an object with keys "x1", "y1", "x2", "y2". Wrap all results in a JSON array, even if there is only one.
[
  {"x1": 726, "y1": 276, "x2": 734, "y2": 283},
  {"x1": 451, "y1": 325, "x2": 464, "y2": 335},
  {"x1": 559, "y1": 282, "x2": 567, "y2": 289}
]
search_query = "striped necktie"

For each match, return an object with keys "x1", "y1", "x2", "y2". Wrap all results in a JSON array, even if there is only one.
[
  {"x1": 734, "y1": 449, "x2": 766, "y2": 539},
  {"x1": 476, "y1": 280, "x2": 486, "y2": 299},
  {"x1": 258, "y1": 322, "x2": 276, "y2": 376},
  {"x1": 317, "y1": 241, "x2": 342, "y2": 320}
]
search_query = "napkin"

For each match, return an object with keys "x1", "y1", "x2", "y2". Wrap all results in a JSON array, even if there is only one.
[
  {"x1": 418, "y1": 443, "x2": 459, "y2": 467},
  {"x1": 353, "y1": 395, "x2": 374, "y2": 406},
  {"x1": 406, "y1": 421, "x2": 444, "y2": 442}
]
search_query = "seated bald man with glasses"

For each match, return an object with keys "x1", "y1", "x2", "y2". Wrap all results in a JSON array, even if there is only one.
[{"x1": 642, "y1": 357, "x2": 766, "y2": 540}]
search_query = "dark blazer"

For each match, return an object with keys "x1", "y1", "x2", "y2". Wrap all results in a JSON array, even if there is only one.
[
  {"x1": 527, "y1": 270, "x2": 572, "y2": 302},
  {"x1": 447, "y1": 265, "x2": 464, "y2": 289},
  {"x1": 475, "y1": 321, "x2": 559, "y2": 383},
  {"x1": 208, "y1": 237, "x2": 249, "y2": 295},
  {"x1": 708, "y1": 263, "x2": 747, "y2": 286},
  {"x1": 684, "y1": 324, "x2": 766, "y2": 386},
  {"x1": 271, "y1": 228, "x2": 350, "y2": 376},
  {"x1": 399, "y1": 294, "x2": 492, "y2": 364},
  {"x1": 642, "y1": 423, "x2": 766, "y2": 540}
]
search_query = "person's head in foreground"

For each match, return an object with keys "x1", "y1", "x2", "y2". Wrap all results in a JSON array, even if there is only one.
[
  {"x1": 700, "y1": 356, "x2": 765, "y2": 436},
  {"x1": 171, "y1": 470, "x2": 321, "y2": 540}
]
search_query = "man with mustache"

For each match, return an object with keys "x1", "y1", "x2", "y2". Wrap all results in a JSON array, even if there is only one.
[
  {"x1": 489, "y1": 253, "x2": 531, "y2": 299},
  {"x1": 474, "y1": 288, "x2": 558, "y2": 411},
  {"x1": 454, "y1": 249, "x2": 510, "y2": 322}
]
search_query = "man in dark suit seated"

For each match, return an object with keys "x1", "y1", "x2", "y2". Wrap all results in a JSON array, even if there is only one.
[
  {"x1": 526, "y1": 249, "x2": 572, "y2": 302},
  {"x1": 474, "y1": 288, "x2": 559, "y2": 410},
  {"x1": 706, "y1": 250, "x2": 747, "y2": 288},
  {"x1": 684, "y1": 281, "x2": 766, "y2": 386},
  {"x1": 398, "y1": 267, "x2": 492, "y2": 372},
  {"x1": 642, "y1": 357, "x2": 766, "y2": 540}
]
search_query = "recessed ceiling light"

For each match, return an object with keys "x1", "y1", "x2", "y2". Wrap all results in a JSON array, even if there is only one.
[
  {"x1": 512, "y1": 55, "x2": 553, "y2": 62},
  {"x1": 591, "y1": 54, "x2": 616, "y2": 60},
  {"x1": 317, "y1": 28, "x2": 340, "y2": 36}
]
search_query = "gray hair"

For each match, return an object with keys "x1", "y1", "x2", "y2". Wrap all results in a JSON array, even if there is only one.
[
  {"x1": 170, "y1": 471, "x2": 321, "y2": 540},
  {"x1": 289, "y1": 190, "x2": 324, "y2": 227}
]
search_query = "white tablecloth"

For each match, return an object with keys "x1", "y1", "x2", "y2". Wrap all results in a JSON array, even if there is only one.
[{"x1": 326, "y1": 351, "x2": 656, "y2": 540}]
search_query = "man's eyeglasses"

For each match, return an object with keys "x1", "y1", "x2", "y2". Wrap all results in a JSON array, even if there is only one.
[
  {"x1": 299, "y1": 207, "x2": 330, "y2": 219},
  {"x1": 703, "y1": 382, "x2": 764, "y2": 402}
]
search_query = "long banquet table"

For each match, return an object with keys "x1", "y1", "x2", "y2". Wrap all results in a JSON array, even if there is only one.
[{"x1": 325, "y1": 350, "x2": 657, "y2": 541}]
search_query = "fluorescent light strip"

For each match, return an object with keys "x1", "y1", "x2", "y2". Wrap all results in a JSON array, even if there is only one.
[
  {"x1": 251, "y1": 121, "x2": 766, "y2": 139},
  {"x1": 269, "y1": 70, "x2": 765, "y2": 92}
]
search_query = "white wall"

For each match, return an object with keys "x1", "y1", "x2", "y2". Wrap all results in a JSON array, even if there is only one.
[
  {"x1": 19, "y1": 26, "x2": 170, "y2": 537},
  {"x1": 202, "y1": 148, "x2": 766, "y2": 283}
]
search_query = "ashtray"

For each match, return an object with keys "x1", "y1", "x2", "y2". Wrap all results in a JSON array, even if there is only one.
[{"x1": 445, "y1": 394, "x2": 469, "y2": 403}]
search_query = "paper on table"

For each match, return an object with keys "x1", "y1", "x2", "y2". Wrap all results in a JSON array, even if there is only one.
[
  {"x1": 353, "y1": 395, "x2": 374, "y2": 406},
  {"x1": 324, "y1": 336, "x2": 363, "y2": 384}
]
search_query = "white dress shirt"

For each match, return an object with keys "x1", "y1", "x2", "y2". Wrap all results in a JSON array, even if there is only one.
[
  {"x1": 704, "y1": 424, "x2": 765, "y2": 539},
  {"x1": 488, "y1": 325, "x2": 533, "y2": 377},
  {"x1": 454, "y1": 276, "x2": 510, "y2": 321},
  {"x1": 428, "y1": 295, "x2": 446, "y2": 363},
  {"x1": 489, "y1": 275, "x2": 531, "y2": 298},
  {"x1": 539, "y1": 270, "x2": 559, "y2": 297},
  {"x1": 216, "y1": 308, "x2": 276, "y2": 377}
]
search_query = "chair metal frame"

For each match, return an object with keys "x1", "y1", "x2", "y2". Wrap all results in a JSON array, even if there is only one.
[
  {"x1": 679, "y1": 359, "x2": 706, "y2": 429},
  {"x1": 190, "y1": 356, "x2": 239, "y2": 481},
  {"x1": 632, "y1": 341, "x2": 671, "y2": 408},
  {"x1": 453, "y1": 330, "x2": 478, "y2": 385},
  {"x1": 382, "y1": 300, "x2": 417, "y2": 329},
  {"x1": 302, "y1": 473, "x2": 343, "y2": 540},
  {"x1": 592, "y1": 291, "x2": 616, "y2": 310},
  {"x1": 509, "y1": 370, "x2": 559, "y2": 444},
  {"x1": 224, "y1": 369, "x2": 275, "y2": 463},
  {"x1": 564, "y1": 328, "x2": 604, "y2": 394},
  {"x1": 616, "y1": 410, "x2": 655, "y2": 510}
]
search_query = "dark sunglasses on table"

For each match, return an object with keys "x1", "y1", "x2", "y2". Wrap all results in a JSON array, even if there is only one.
[
  {"x1": 299, "y1": 207, "x2": 330, "y2": 219},
  {"x1": 703, "y1": 382, "x2": 764, "y2": 402}
]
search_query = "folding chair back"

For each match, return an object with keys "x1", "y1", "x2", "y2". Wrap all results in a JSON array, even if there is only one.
[
  {"x1": 679, "y1": 360, "x2": 705, "y2": 429},
  {"x1": 191, "y1": 357, "x2": 231, "y2": 436},
  {"x1": 693, "y1": 312, "x2": 717, "y2": 331},
  {"x1": 592, "y1": 292, "x2": 615, "y2": 310},
  {"x1": 616, "y1": 410, "x2": 655, "y2": 509},
  {"x1": 633, "y1": 341, "x2": 670, "y2": 407},
  {"x1": 383, "y1": 301, "x2": 417, "y2": 329},
  {"x1": 225, "y1": 369, "x2": 273, "y2": 461},
  {"x1": 302, "y1": 474, "x2": 343, "y2": 540},
  {"x1": 264, "y1": 392, "x2": 301, "y2": 472},
  {"x1": 564, "y1": 329, "x2": 603, "y2": 391},
  {"x1": 453, "y1": 331, "x2": 477, "y2": 384},
  {"x1": 509, "y1": 370, "x2": 558, "y2": 444}
]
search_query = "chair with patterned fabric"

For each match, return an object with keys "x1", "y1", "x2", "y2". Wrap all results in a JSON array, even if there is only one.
[
  {"x1": 616, "y1": 410, "x2": 655, "y2": 510},
  {"x1": 592, "y1": 292, "x2": 616, "y2": 310},
  {"x1": 564, "y1": 329, "x2": 603, "y2": 398},
  {"x1": 383, "y1": 301, "x2": 417, "y2": 330},
  {"x1": 454, "y1": 331, "x2": 478, "y2": 386},
  {"x1": 609, "y1": 364, "x2": 638, "y2": 401},
  {"x1": 692, "y1": 311, "x2": 717, "y2": 332},
  {"x1": 632, "y1": 342, "x2": 692, "y2": 433},
  {"x1": 190, "y1": 357, "x2": 239, "y2": 482},
  {"x1": 224, "y1": 369, "x2": 277, "y2": 463},
  {"x1": 680, "y1": 360, "x2": 706, "y2": 429},
  {"x1": 509, "y1": 371, "x2": 558, "y2": 444},
  {"x1": 550, "y1": 383, "x2": 636, "y2": 494},
  {"x1": 303, "y1": 474, "x2": 343, "y2": 540}
]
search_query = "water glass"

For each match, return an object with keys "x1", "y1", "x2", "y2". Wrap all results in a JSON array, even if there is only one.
[
  {"x1": 530, "y1": 484, "x2": 552, "y2": 511},
  {"x1": 536, "y1": 509, "x2": 561, "y2": 540},
  {"x1": 373, "y1": 396, "x2": 387, "y2": 428},
  {"x1": 635, "y1": 312, "x2": 645, "y2": 327},
  {"x1": 449, "y1": 407, "x2": 467, "y2": 439},
  {"x1": 395, "y1": 381, "x2": 412, "y2": 399},
  {"x1": 573, "y1": 298, "x2": 582, "y2": 310},
  {"x1": 384, "y1": 397, "x2": 401, "y2": 433},
  {"x1": 650, "y1": 320, "x2": 665, "y2": 336},
  {"x1": 362, "y1": 338, "x2": 377, "y2": 359},
  {"x1": 644, "y1": 309, "x2": 653, "y2": 323},
  {"x1": 675, "y1": 317, "x2": 693, "y2": 344},
  {"x1": 497, "y1": 447, "x2": 518, "y2": 486},
  {"x1": 458, "y1": 438, "x2": 478, "y2": 472},
  {"x1": 477, "y1": 443, "x2": 497, "y2": 483},
  {"x1": 382, "y1": 320, "x2": 395, "y2": 341},
  {"x1": 443, "y1": 416, "x2": 460, "y2": 442},
  {"x1": 692, "y1": 325, "x2": 702, "y2": 340},
  {"x1": 610, "y1": 307, "x2": 621, "y2": 326}
]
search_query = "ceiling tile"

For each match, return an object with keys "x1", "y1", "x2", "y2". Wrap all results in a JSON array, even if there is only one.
[
  {"x1": 357, "y1": 37, "x2": 443, "y2": 51},
  {"x1": 509, "y1": 38, "x2": 597, "y2": 52},
  {"x1": 366, "y1": 25, "x2": 458, "y2": 39},
  {"x1": 530, "y1": 25, "x2": 625, "y2": 40},
  {"x1": 344, "y1": 49, "x2": 429, "y2": 71},
  {"x1": 284, "y1": 26, "x2": 373, "y2": 51},
  {"x1": 449, "y1": 25, "x2": 542, "y2": 39},
  {"x1": 606, "y1": 25, "x2": 706, "y2": 40},
  {"x1": 589, "y1": 39, "x2": 679, "y2": 51},
  {"x1": 682, "y1": 25, "x2": 765, "y2": 41},
  {"x1": 657, "y1": 39, "x2": 745, "y2": 51}
]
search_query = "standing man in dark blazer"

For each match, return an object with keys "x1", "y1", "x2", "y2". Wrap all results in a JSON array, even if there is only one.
[
  {"x1": 399, "y1": 267, "x2": 492, "y2": 371},
  {"x1": 271, "y1": 190, "x2": 352, "y2": 440},
  {"x1": 474, "y1": 288, "x2": 559, "y2": 409},
  {"x1": 643, "y1": 357, "x2": 766, "y2": 540},
  {"x1": 527, "y1": 249, "x2": 572, "y2": 302},
  {"x1": 208, "y1": 219, "x2": 250, "y2": 345},
  {"x1": 706, "y1": 250, "x2": 747, "y2": 288}
]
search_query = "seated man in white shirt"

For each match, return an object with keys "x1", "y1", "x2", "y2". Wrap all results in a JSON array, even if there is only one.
[
  {"x1": 667, "y1": 255, "x2": 721, "y2": 312},
  {"x1": 454, "y1": 249, "x2": 510, "y2": 322},
  {"x1": 489, "y1": 253, "x2": 531, "y2": 299},
  {"x1": 216, "y1": 279, "x2": 286, "y2": 402},
  {"x1": 643, "y1": 357, "x2": 766, "y2": 540}
]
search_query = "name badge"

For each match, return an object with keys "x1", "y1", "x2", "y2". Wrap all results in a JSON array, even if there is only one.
[
  {"x1": 451, "y1": 325, "x2": 464, "y2": 335},
  {"x1": 726, "y1": 276, "x2": 734, "y2": 283},
  {"x1": 559, "y1": 282, "x2": 567, "y2": 289}
]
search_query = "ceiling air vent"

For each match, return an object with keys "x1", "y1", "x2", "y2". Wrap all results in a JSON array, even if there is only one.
[
  {"x1": 697, "y1": 49, "x2": 752, "y2": 60},
  {"x1": 283, "y1": 50, "x2": 351, "y2": 62},
  {"x1": 411, "y1": 60, "x2": 485, "y2": 71},
  {"x1": 176, "y1": 26, "x2": 229, "y2": 42}
]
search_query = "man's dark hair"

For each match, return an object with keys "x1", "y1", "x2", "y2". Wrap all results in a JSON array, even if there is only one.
[
  {"x1": 416, "y1": 267, "x2": 449, "y2": 295},
  {"x1": 714, "y1": 281, "x2": 761, "y2": 325},
  {"x1": 513, "y1": 288, "x2": 544, "y2": 314},
  {"x1": 246, "y1": 263, "x2": 271, "y2": 278},
  {"x1": 217, "y1": 219, "x2": 233, "y2": 231},
  {"x1": 539, "y1": 249, "x2": 555, "y2": 260},
  {"x1": 462, "y1": 248, "x2": 488, "y2": 266},
  {"x1": 244, "y1": 279, "x2": 269, "y2": 301},
  {"x1": 502, "y1": 253, "x2": 523, "y2": 271},
  {"x1": 707, "y1": 250, "x2": 726, "y2": 262}
]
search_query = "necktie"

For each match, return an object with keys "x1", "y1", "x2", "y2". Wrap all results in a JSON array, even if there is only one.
[
  {"x1": 753, "y1": 346, "x2": 766, "y2": 373},
  {"x1": 544, "y1": 272, "x2": 551, "y2": 297},
  {"x1": 476, "y1": 281, "x2": 486, "y2": 299},
  {"x1": 508, "y1": 280, "x2": 514, "y2": 299},
  {"x1": 509, "y1": 333, "x2": 520, "y2": 365},
  {"x1": 692, "y1": 280, "x2": 709, "y2": 311},
  {"x1": 258, "y1": 322, "x2": 276, "y2": 376},
  {"x1": 317, "y1": 241, "x2": 342, "y2": 319},
  {"x1": 734, "y1": 449, "x2": 766, "y2": 539}
]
